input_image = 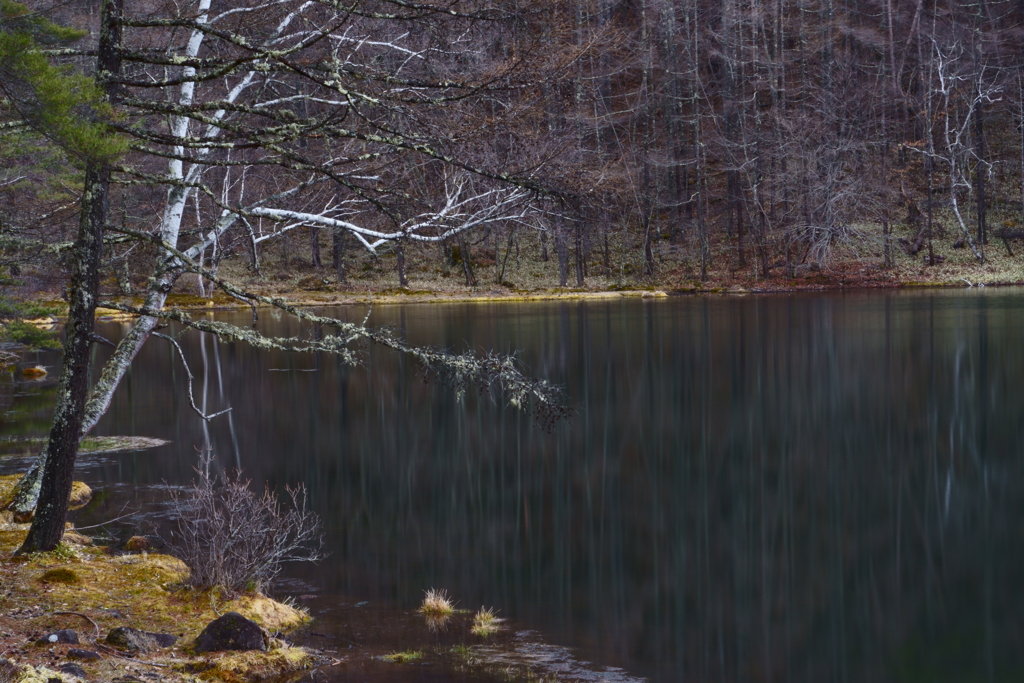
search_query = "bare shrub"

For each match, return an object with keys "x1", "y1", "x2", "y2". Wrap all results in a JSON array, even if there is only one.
[{"x1": 167, "y1": 449, "x2": 324, "y2": 594}]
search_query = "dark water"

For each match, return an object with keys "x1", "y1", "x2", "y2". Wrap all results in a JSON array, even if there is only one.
[{"x1": 3, "y1": 289, "x2": 1024, "y2": 682}]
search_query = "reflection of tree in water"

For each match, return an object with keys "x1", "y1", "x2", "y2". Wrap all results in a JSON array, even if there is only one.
[{"x1": 88, "y1": 294, "x2": 1024, "y2": 682}]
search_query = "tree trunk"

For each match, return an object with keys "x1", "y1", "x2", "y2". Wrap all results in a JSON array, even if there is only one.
[
  {"x1": 332, "y1": 227, "x2": 346, "y2": 283},
  {"x1": 456, "y1": 233, "x2": 476, "y2": 287},
  {"x1": 310, "y1": 226, "x2": 322, "y2": 269},
  {"x1": 555, "y1": 222, "x2": 568, "y2": 287},
  {"x1": 12, "y1": 0, "x2": 126, "y2": 531},
  {"x1": 18, "y1": 164, "x2": 109, "y2": 553},
  {"x1": 603, "y1": 221, "x2": 611, "y2": 276},
  {"x1": 574, "y1": 219, "x2": 584, "y2": 286},
  {"x1": 396, "y1": 241, "x2": 408, "y2": 287},
  {"x1": 974, "y1": 103, "x2": 987, "y2": 246},
  {"x1": 642, "y1": 212, "x2": 655, "y2": 277}
]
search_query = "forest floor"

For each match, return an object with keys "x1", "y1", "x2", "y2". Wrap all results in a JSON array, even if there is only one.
[
  {"x1": 13, "y1": 217, "x2": 1024, "y2": 312},
  {"x1": 0, "y1": 475, "x2": 327, "y2": 683},
  {"x1": 156, "y1": 218, "x2": 1024, "y2": 311}
]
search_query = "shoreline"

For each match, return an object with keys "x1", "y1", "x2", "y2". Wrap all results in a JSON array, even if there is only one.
[{"x1": 84, "y1": 277, "x2": 1024, "y2": 319}]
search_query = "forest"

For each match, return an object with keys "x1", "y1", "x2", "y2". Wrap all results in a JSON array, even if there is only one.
[
  {"x1": 2, "y1": 0, "x2": 1024, "y2": 300},
  {"x1": 2, "y1": 2, "x2": 1024, "y2": 680}
]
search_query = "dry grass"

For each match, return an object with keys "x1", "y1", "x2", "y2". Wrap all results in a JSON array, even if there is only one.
[
  {"x1": 471, "y1": 607, "x2": 504, "y2": 637},
  {"x1": 418, "y1": 588, "x2": 455, "y2": 616}
]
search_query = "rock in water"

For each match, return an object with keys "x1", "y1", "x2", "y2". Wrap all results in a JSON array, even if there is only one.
[
  {"x1": 194, "y1": 612, "x2": 268, "y2": 653},
  {"x1": 106, "y1": 626, "x2": 177, "y2": 653}
]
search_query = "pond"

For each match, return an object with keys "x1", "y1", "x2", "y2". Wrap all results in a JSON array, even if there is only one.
[{"x1": 3, "y1": 289, "x2": 1024, "y2": 682}]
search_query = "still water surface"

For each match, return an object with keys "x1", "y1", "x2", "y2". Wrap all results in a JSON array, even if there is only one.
[{"x1": 3, "y1": 289, "x2": 1024, "y2": 682}]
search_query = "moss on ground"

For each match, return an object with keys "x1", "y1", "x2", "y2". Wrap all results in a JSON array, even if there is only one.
[
  {"x1": 0, "y1": 436, "x2": 170, "y2": 458},
  {"x1": 0, "y1": 504, "x2": 318, "y2": 682}
]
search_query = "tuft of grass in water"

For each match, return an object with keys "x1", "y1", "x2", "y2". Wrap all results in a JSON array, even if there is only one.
[
  {"x1": 471, "y1": 606, "x2": 504, "y2": 637},
  {"x1": 418, "y1": 587, "x2": 455, "y2": 616},
  {"x1": 379, "y1": 650, "x2": 423, "y2": 663},
  {"x1": 38, "y1": 567, "x2": 80, "y2": 584},
  {"x1": 450, "y1": 643, "x2": 471, "y2": 659},
  {"x1": 21, "y1": 365, "x2": 48, "y2": 379}
]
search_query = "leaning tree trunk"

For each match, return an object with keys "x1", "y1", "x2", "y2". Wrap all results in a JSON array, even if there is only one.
[{"x1": 17, "y1": 164, "x2": 109, "y2": 554}]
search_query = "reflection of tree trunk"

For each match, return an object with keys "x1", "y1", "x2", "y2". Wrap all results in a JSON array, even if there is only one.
[{"x1": 332, "y1": 227, "x2": 346, "y2": 283}]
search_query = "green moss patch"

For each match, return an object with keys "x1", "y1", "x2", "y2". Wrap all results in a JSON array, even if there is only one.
[
  {"x1": 38, "y1": 567, "x2": 80, "y2": 584},
  {"x1": 380, "y1": 650, "x2": 423, "y2": 663},
  {"x1": 0, "y1": 521, "x2": 314, "y2": 683},
  {"x1": 0, "y1": 435, "x2": 169, "y2": 458}
]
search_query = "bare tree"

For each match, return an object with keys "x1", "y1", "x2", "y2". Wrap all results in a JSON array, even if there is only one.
[
  {"x1": 8, "y1": 0, "x2": 568, "y2": 551},
  {"x1": 928, "y1": 39, "x2": 998, "y2": 263},
  {"x1": 168, "y1": 449, "x2": 323, "y2": 594}
]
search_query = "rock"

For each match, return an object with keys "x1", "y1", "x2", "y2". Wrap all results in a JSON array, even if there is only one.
[
  {"x1": 123, "y1": 536, "x2": 150, "y2": 552},
  {"x1": 194, "y1": 612, "x2": 268, "y2": 653},
  {"x1": 62, "y1": 530, "x2": 93, "y2": 546},
  {"x1": 68, "y1": 482, "x2": 92, "y2": 510},
  {"x1": 57, "y1": 662, "x2": 88, "y2": 678},
  {"x1": 105, "y1": 627, "x2": 177, "y2": 653},
  {"x1": 37, "y1": 629, "x2": 79, "y2": 645},
  {"x1": 67, "y1": 649, "x2": 101, "y2": 660}
]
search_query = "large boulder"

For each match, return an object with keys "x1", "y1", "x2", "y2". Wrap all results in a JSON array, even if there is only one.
[
  {"x1": 105, "y1": 627, "x2": 177, "y2": 653},
  {"x1": 193, "y1": 612, "x2": 268, "y2": 653}
]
